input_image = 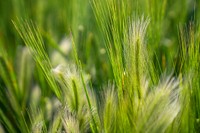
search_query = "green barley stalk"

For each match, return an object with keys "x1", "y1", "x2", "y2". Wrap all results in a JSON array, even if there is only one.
[{"x1": 13, "y1": 20, "x2": 62, "y2": 101}]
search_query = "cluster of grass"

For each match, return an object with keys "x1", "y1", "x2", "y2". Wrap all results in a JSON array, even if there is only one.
[{"x1": 0, "y1": 0, "x2": 200, "y2": 132}]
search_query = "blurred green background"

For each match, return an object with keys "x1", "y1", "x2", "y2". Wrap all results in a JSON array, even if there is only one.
[{"x1": 0, "y1": 0, "x2": 199, "y2": 76}]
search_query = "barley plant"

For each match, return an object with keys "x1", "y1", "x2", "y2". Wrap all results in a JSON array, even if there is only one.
[{"x1": 0, "y1": 0, "x2": 200, "y2": 132}]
